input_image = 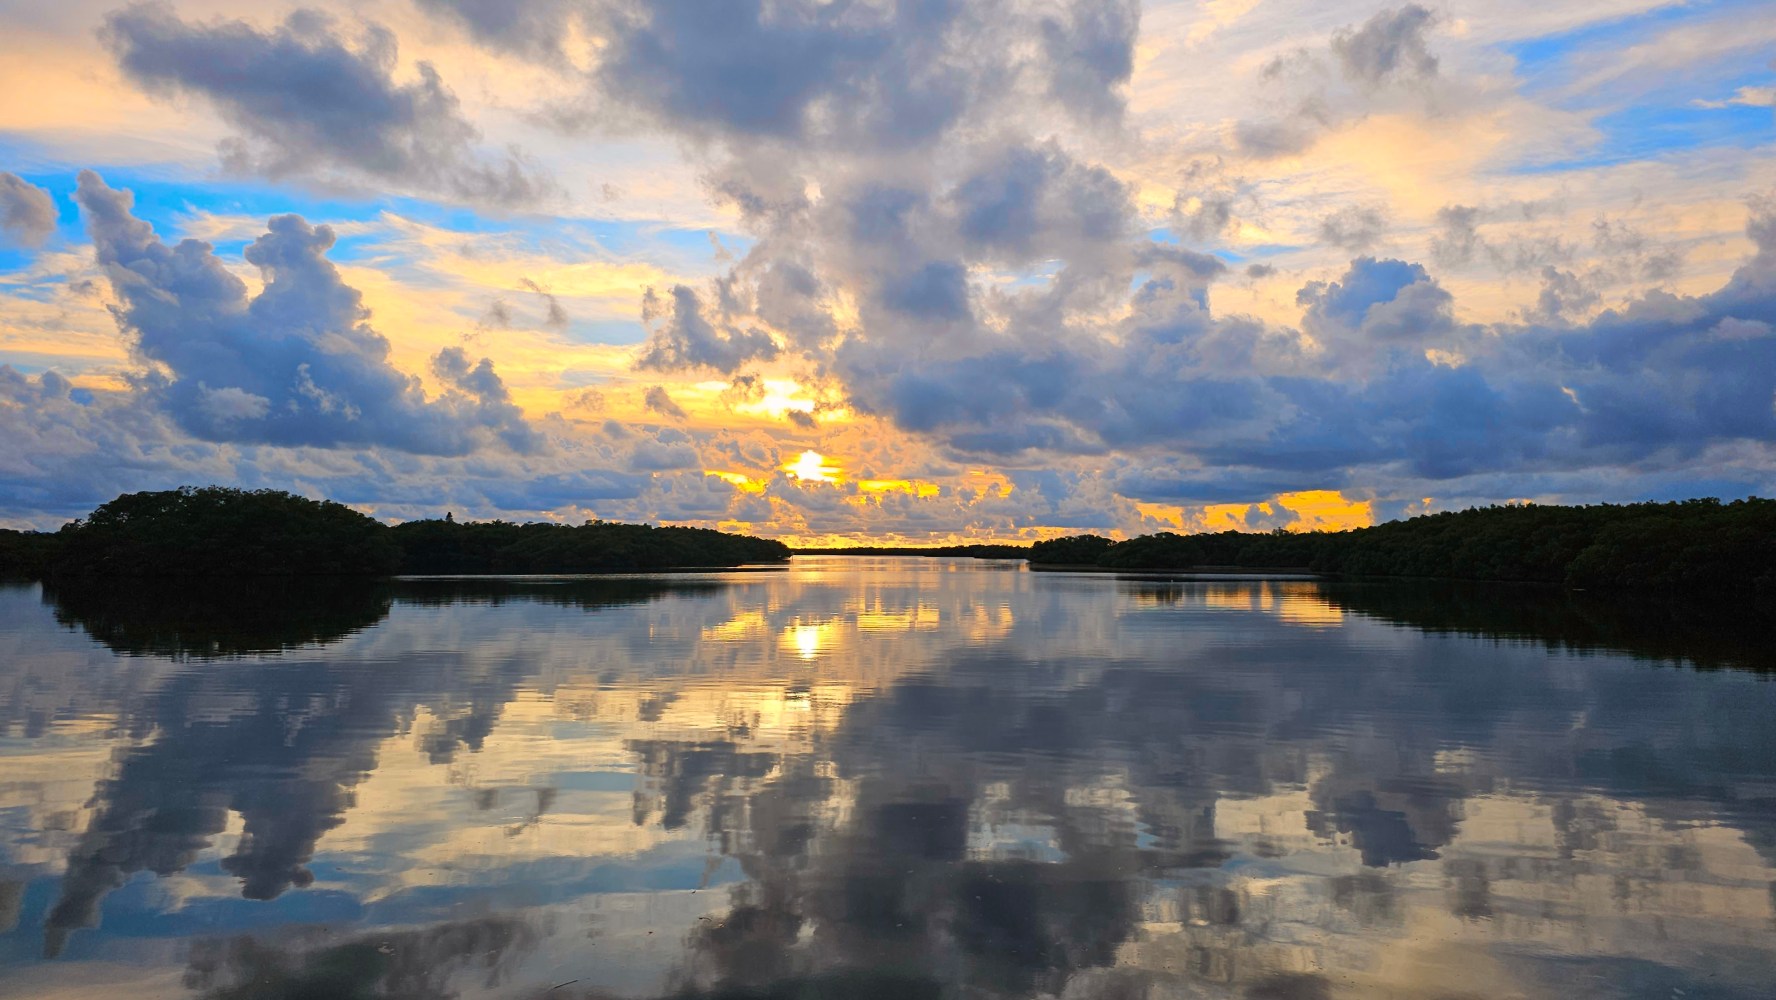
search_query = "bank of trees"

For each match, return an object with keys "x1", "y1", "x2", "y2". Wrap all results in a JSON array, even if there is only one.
[
  {"x1": 0, "y1": 528, "x2": 59, "y2": 578},
  {"x1": 0, "y1": 487, "x2": 790, "y2": 578},
  {"x1": 45, "y1": 487, "x2": 401, "y2": 577},
  {"x1": 1031, "y1": 498, "x2": 1776, "y2": 592},
  {"x1": 391, "y1": 517, "x2": 789, "y2": 573},
  {"x1": 4, "y1": 489, "x2": 1770, "y2": 590}
]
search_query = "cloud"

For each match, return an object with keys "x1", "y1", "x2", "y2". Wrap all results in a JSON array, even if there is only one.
[
  {"x1": 643, "y1": 385, "x2": 688, "y2": 420},
  {"x1": 1692, "y1": 84, "x2": 1776, "y2": 110},
  {"x1": 1430, "y1": 204, "x2": 1484, "y2": 267},
  {"x1": 1233, "y1": 112, "x2": 1329, "y2": 159},
  {"x1": 1233, "y1": 5, "x2": 1447, "y2": 159},
  {"x1": 1317, "y1": 204, "x2": 1389, "y2": 253},
  {"x1": 0, "y1": 173, "x2": 56, "y2": 247},
  {"x1": 1039, "y1": 0, "x2": 1140, "y2": 121},
  {"x1": 519, "y1": 277, "x2": 570, "y2": 328},
  {"x1": 1530, "y1": 266, "x2": 1600, "y2": 321},
  {"x1": 1299, "y1": 257, "x2": 1453, "y2": 343},
  {"x1": 636, "y1": 284, "x2": 778, "y2": 373},
  {"x1": 75, "y1": 170, "x2": 538, "y2": 456},
  {"x1": 570, "y1": 0, "x2": 1136, "y2": 152},
  {"x1": 1330, "y1": 4, "x2": 1441, "y2": 88},
  {"x1": 6, "y1": 0, "x2": 1773, "y2": 537},
  {"x1": 101, "y1": 3, "x2": 554, "y2": 205},
  {"x1": 1171, "y1": 159, "x2": 1255, "y2": 243},
  {"x1": 416, "y1": 0, "x2": 580, "y2": 63}
]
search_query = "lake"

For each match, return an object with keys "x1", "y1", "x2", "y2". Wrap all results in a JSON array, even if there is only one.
[{"x1": 1, "y1": 556, "x2": 1773, "y2": 999}]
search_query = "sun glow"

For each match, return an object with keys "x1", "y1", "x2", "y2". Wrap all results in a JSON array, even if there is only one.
[
  {"x1": 705, "y1": 470, "x2": 768, "y2": 494},
  {"x1": 784, "y1": 450, "x2": 840, "y2": 483},
  {"x1": 781, "y1": 620, "x2": 836, "y2": 660}
]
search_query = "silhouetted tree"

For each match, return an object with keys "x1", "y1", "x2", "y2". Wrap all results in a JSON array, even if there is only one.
[
  {"x1": 1029, "y1": 535, "x2": 1114, "y2": 565},
  {"x1": 50, "y1": 487, "x2": 399, "y2": 577}
]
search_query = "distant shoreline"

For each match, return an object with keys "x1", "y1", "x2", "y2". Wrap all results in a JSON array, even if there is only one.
[
  {"x1": 1026, "y1": 564, "x2": 1319, "y2": 579},
  {"x1": 4, "y1": 489, "x2": 1772, "y2": 593}
]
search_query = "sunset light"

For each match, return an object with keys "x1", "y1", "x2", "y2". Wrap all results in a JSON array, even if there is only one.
[
  {"x1": 784, "y1": 450, "x2": 840, "y2": 485},
  {"x1": 3, "y1": 2, "x2": 1775, "y2": 996}
]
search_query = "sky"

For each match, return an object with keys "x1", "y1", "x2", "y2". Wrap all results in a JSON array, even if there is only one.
[{"x1": 0, "y1": 0, "x2": 1772, "y2": 544}]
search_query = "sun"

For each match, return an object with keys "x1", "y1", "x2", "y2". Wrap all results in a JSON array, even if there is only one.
[{"x1": 784, "y1": 450, "x2": 839, "y2": 484}]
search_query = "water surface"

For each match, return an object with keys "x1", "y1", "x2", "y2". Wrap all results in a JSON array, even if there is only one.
[{"x1": 1, "y1": 557, "x2": 1773, "y2": 998}]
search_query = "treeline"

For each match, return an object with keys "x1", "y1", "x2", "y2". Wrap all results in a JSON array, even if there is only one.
[
  {"x1": 1031, "y1": 498, "x2": 1776, "y2": 593},
  {"x1": 792, "y1": 544, "x2": 1030, "y2": 559},
  {"x1": 0, "y1": 487, "x2": 789, "y2": 579},
  {"x1": 392, "y1": 518, "x2": 789, "y2": 573}
]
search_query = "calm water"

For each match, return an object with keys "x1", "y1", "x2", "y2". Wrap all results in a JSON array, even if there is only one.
[{"x1": 1, "y1": 557, "x2": 1774, "y2": 999}]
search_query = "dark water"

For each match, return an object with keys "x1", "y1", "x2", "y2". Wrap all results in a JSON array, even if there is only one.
[{"x1": 1, "y1": 557, "x2": 1774, "y2": 999}]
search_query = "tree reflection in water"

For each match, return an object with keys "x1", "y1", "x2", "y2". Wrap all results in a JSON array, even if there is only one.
[{"x1": 35, "y1": 578, "x2": 719, "y2": 959}]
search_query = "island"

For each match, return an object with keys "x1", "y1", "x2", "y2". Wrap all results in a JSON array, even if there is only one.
[
  {"x1": 0, "y1": 486, "x2": 791, "y2": 579},
  {"x1": 804, "y1": 497, "x2": 1776, "y2": 594},
  {"x1": 1022, "y1": 497, "x2": 1776, "y2": 594}
]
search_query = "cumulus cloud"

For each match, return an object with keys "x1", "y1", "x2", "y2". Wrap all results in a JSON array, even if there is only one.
[
  {"x1": 0, "y1": 173, "x2": 56, "y2": 247},
  {"x1": 414, "y1": 2, "x2": 1776, "y2": 516},
  {"x1": 8, "y1": 0, "x2": 1769, "y2": 535},
  {"x1": 102, "y1": 3, "x2": 554, "y2": 205},
  {"x1": 1330, "y1": 4, "x2": 1440, "y2": 88},
  {"x1": 75, "y1": 170, "x2": 538, "y2": 455},
  {"x1": 1529, "y1": 266, "x2": 1600, "y2": 322},
  {"x1": 1038, "y1": 0, "x2": 1140, "y2": 122},
  {"x1": 1299, "y1": 257, "x2": 1453, "y2": 344},
  {"x1": 636, "y1": 284, "x2": 778, "y2": 373}
]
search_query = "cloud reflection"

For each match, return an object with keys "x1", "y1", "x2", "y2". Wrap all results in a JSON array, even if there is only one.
[{"x1": 1, "y1": 565, "x2": 1773, "y2": 997}]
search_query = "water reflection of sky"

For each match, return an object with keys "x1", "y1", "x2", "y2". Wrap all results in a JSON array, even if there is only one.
[{"x1": 0, "y1": 558, "x2": 1772, "y2": 998}]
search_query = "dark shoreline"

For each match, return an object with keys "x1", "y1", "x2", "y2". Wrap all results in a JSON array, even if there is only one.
[{"x1": 5, "y1": 489, "x2": 1773, "y2": 594}]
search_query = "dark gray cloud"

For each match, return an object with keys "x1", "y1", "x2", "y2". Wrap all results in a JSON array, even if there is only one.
[
  {"x1": 1330, "y1": 4, "x2": 1440, "y2": 87},
  {"x1": 1039, "y1": 0, "x2": 1139, "y2": 121},
  {"x1": 592, "y1": 0, "x2": 955, "y2": 146},
  {"x1": 1234, "y1": 112, "x2": 1327, "y2": 159},
  {"x1": 0, "y1": 173, "x2": 56, "y2": 247},
  {"x1": 825, "y1": 208, "x2": 1776, "y2": 497},
  {"x1": 75, "y1": 170, "x2": 538, "y2": 455},
  {"x1": 417, "y1": 0, "x2": 579, "y2": 62},
  {"x1": 1298, "y1": 257, "x2": 1452, "y2": 343},
  {"x1": 637, "y1": 284, "x2": 778, "y2": 373},
  {"x1": 643, "y1": 385, "x2": 688, "y2": 420},
  {"x1": 568, "y1": 0, "x2": 1131, "y2": 152},
  {"x1": 1430, "y1": 204, "x2": 1483, "y2": 267},
  {"x1": 1530, "y1": 266, "x2": 1600, "y2": 321},
  {"x1": 951, "y1": 142, "x2": 1130, "y2": 260},
  {"x1": 102, "y1": 3, "x2": 554, "y2": 205},
  {"x1": 1317, "y1": 204, "x2": 1389, "y2": 253}
]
